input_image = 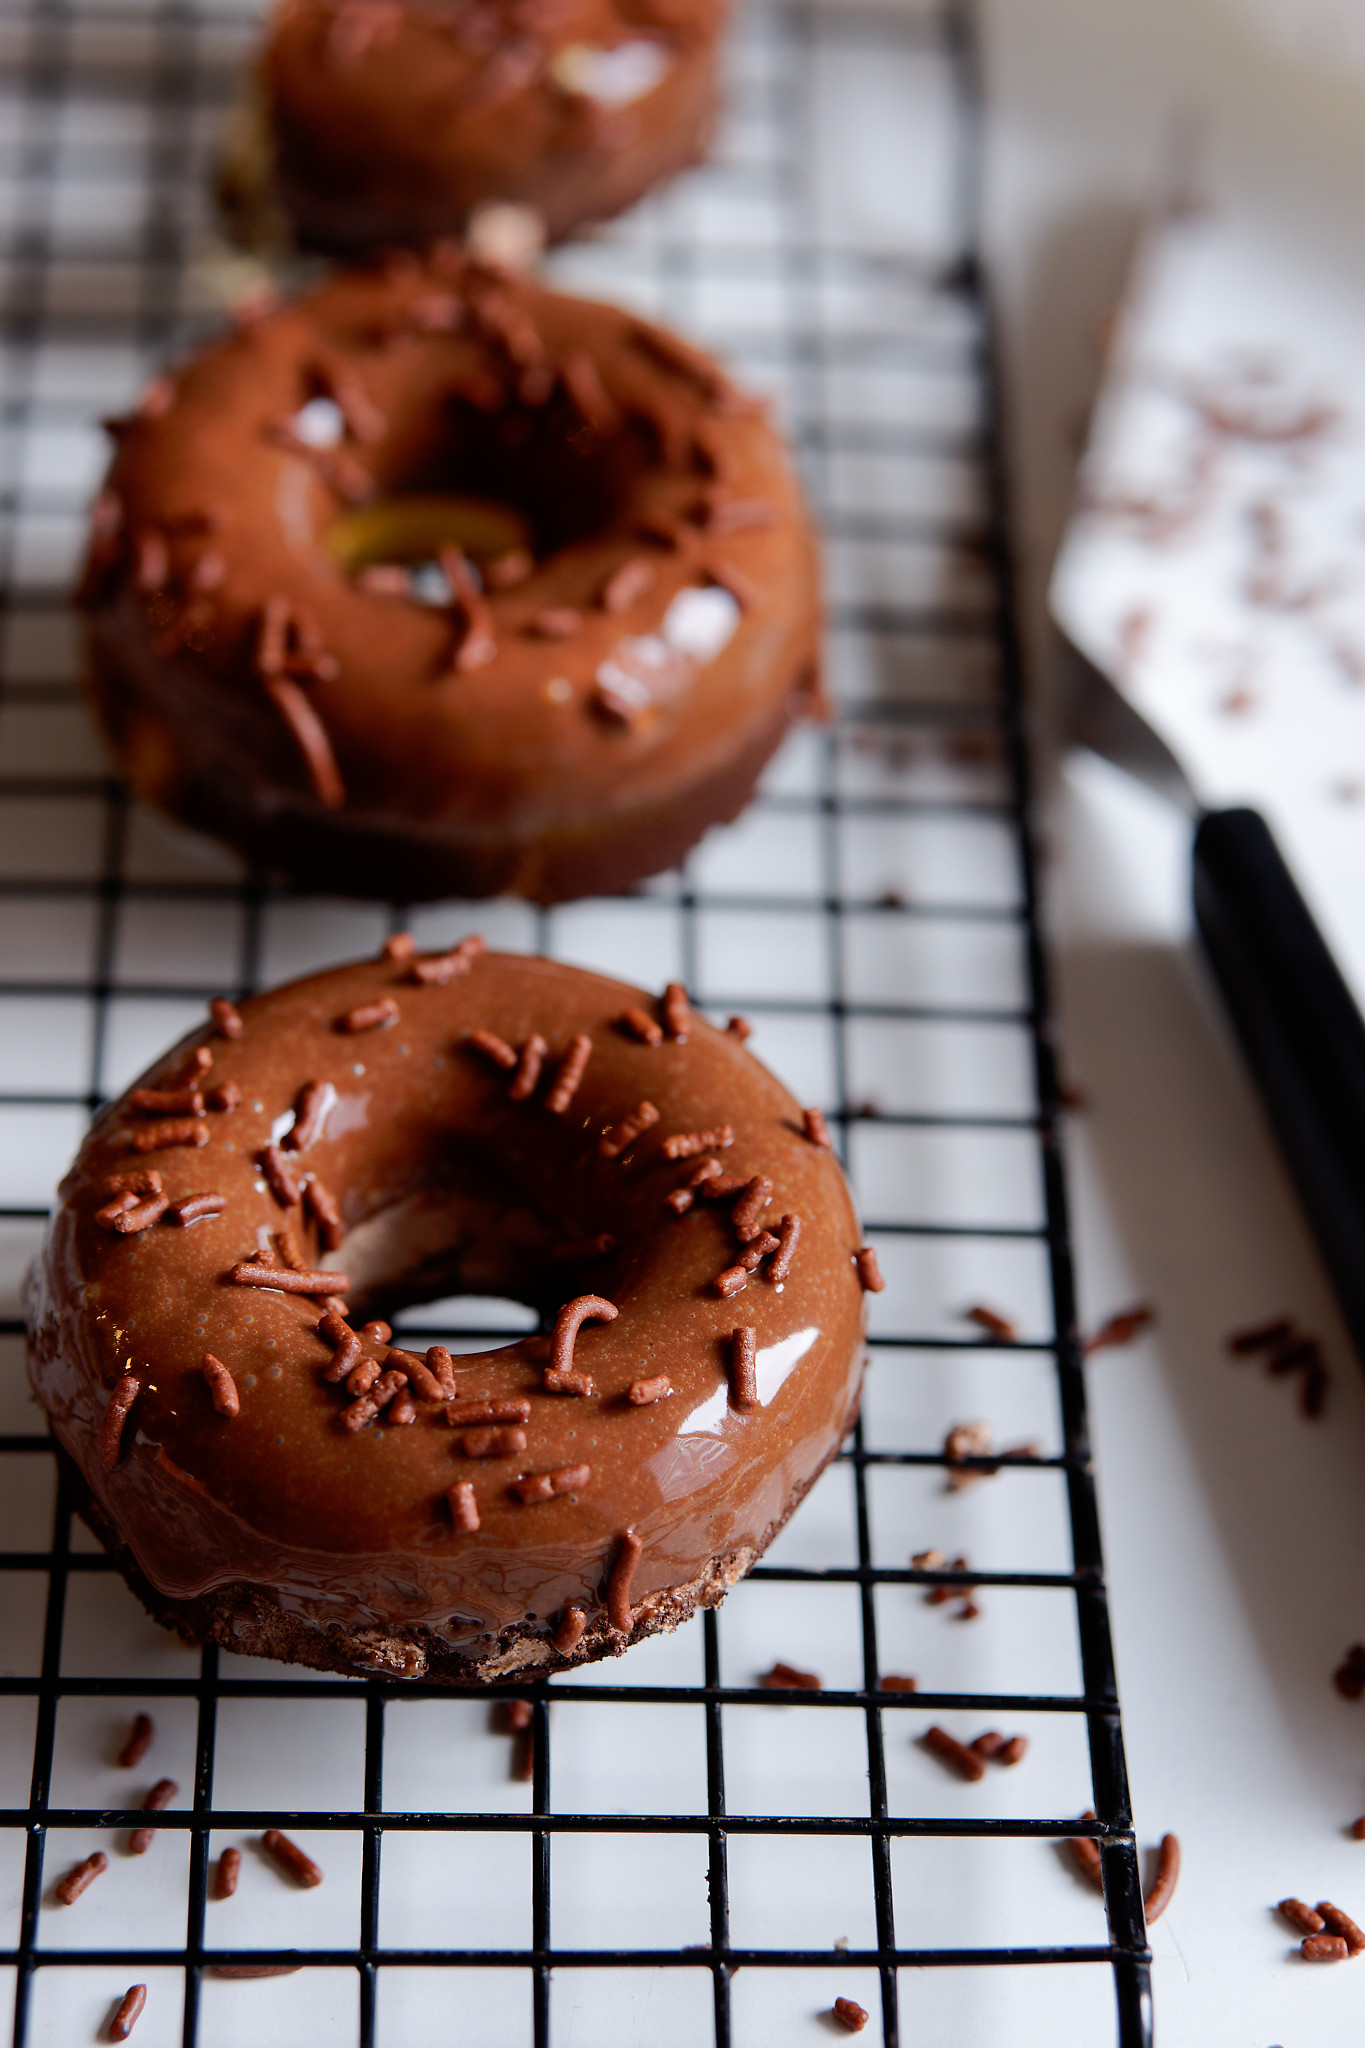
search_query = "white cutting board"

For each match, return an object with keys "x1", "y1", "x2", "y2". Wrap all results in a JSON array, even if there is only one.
[{"x1": 1051, "y1": 204, "x2": 1365, "y2": 1011}]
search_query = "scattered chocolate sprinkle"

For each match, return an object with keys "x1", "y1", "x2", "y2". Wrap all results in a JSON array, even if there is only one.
[
  {"x1": 165, "y1": 1192, "x2": 226, "y2": 1227},
  {"x1": 732, "y1": 1174, "x2": 773, "y2": 1241},
  {"x1": 409, "y1": 934, "x2": 485, "y2": 984},
  {"x1": 662, "y1": 982, "x2": 690, "y2": 1041},
  {"x1": 229, "y1": 1263, "x2": 349, "y2": 1296},
  {"x1": 832, "y1": 1998, "x2": 868, "y2": 2033},
  {"x1": 202, "y1": 1354, "x2": 239, "y2": 1418},
  {"x1": 545, "y1": 1368, "x2": 595, "y2": 1397},
  {"x1": 262, "y1": 1829, "x2": 323, "y2": 1888},
  {"x1": 210, "y1": 998, "x2": 243, "y2": 1043},
  {"x1": 700, "y1": 1173, "x2": 747, "y2": 1200},
  {"x1": 344, "y1": 1367, "x2": 408, "y2": 1430},
  {"x1": 448, "y1": 1480, "x2": 480, "y2": 1532},
  {"x1": 347, "y1": 1359, "x2": 381, "y2": 1398},
  {"x1": 726, "y1": 1015, "x2": 752, "y2": 1042},
  {"x1": 546, "y1": 1033, "x2": 592, "y2": 1113},
  {"x1": 99, "y1": 1375, "x2": 141, "y2": 1469},
  {"x1": 284, "y1": 1079, "x2": 333, "y2": 1151},
  {"x1": 98, "y1": 1193, "x2": 169, "y2": 1233},
  {"x1": 508, "y1": 1033, "x2": 547, "y2": 1101},
  {"x1": 965, "y1": 1302, "x2": 1014, "y2": 1340},
  {"x1": 1140, "y1": 1833, "x2": 1180, "y2": 1923},
  {"x1": 663, "y1": 1125, "x2": 733, "y2": 1160},
  {"x1": 553, "y1": 1606, "x2": 587, "y2": 1654},
  {"x1": 208, "y1": 1965, "x2": 303, "y2": 1979},
  {"x1": 321, "y1": 1331, "x2": 362, "y2": 1385},
  {"x1": 129, "y1": 1085, "x2": 205, "y2": 1117},
  {"x1": 1281, "y1": 1899, "x2": 1327, "y2": 1935},
  {"x1": 175, "y1": 1046, "x2": 214, "y2": 1085},
  {"x1": 738, "y1": 1230, "x2": 780, "y2": 1272},
  {"x1": 1316, "y1": 1900, "x2": 1365, "y2": 1955},
  {"x1": 1085, "y1": 1304, "x2": 1154, "y2": 1354},
  {"x1": 466, "y1": 1027, "x2": 518, "y2": 1070},
  {"x1": 129, "y1": 1777, "x2": 178, "y2": 1853},
  {"x1": 339, "y1": 996, "x2": 399, "y2": 1033},
  {"x1": 879, "y1": 1675, "x2": 918, "y2": 1693},
  {"x1": 55, "y1": 1851, "x2": 108, "y2": 1904},
  {"x1": 944, "y1": 1420, "x2": 993, "y2": 1488},
  {"x1": 263, "y1": 675, "x2": 346, "y2": 809},
  {"x1": 969, "y1": 1731, "x2": 1006, "y2": 1760},
  {"x1": 260, "y1": 1143, "x2": 301, "y2": 1207},
  {"x1": 550, "y1": 1233, "x2": 617, "y2": 1262},
  {"x1": 274, "y1": 1229, "x2": 306, "y2": 1270},
  {"x1": 109, "y1": 1984, "x2": 147, "y2": 2039},
  {"x1": 103, "y1": 1168, "x2": 162, "y2": 1200},
  {"x1": 729, "y1": 1326, "x2": 758, "y2": 1411},
  {"x1": 922, "y1": 1726, "x2": 987, "y2": 1782},
  {"x1": 619, "y1": 1006, "x2": 664, "y2": 1046},
  {"x1": 599, "y1": 555, "x2": 656, "y2": 613},
  {"x1": 997, "y1": 1736, "x2": 1028, "y2": 1766},
  {"x1": 317, "y1": 1306, "x2": 352, "y2": 1347},
  {"x1": 129, "y1": 1117, "x2": 208, "y2": 1153},
  {"x1": 608, "y1": 1527, "x2": 642, "y2": 1631},
  {"x1": 760, "y1": 1660, "x2": 821, "y2": 1690},
  {"x1": 513, "y1": 1464, "x2": 591, "y2": 1505},
  {"x1": 117, "y1": 1713, "x2": 155, "y2": 1770},
  {"x1": 445, "y1": 1399, "x2": 530, "y2": 1427},
  {"x1": 215, "y1": 1847, "x2": 241, "y2": 1900},
  {"x1": 855, "y1": 1247, "x2": 885, "y2": 1293},
  {"x1": 802, "y1": 1107, "x2": 832, "y2": 1150},
  {"x1": 532, "y1": 606, "x2": 583, "y2": 639},
  {"x1": 381, "y1": 931, "x2": 415, "y2": 962},
  {"x1": 1352, "y1": 1819, "x2": 1365, "y2": 1841},
  {"x1": 1302, "y1": 1933, "x2": 1350, "y2": 1961},
  {"x1": 304, "y1": 1178, "x2": 344, "y2": 1250},
  {"x1": 1067, "y1": 1814, "x2": 1104, "y2": 1889},
  {"x1": 912, "y1": 1548, "x2": 946, "y2": 1570},
  {"x1": 766, "y1": 1213, "x2": 802, "y2": 1285},
  {"x1": 715, "y1": 1265, "x2": 748, "y2": 1298},
  {"x1": 628, "y1": 1375, "x2": 672, "y2": 1405},
  {"x1": 599, "y1": 1100, "x2": 659, "y2": 1159},
  {"x1": 1228, "y1": 1317, "x2": 1294, "y2": 1354},
  {"x1": 463, "y1": 1425, "x2": 528, "y2": 1458},
  {"x1": 667, "y1": 1157, "x2": 724, "y2": 1213}
]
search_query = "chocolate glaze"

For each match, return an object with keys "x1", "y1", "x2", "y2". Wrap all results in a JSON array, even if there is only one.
[
  {"x1": 257, "y1": 0, "x2": 726, "y2": 253},
  {"x1": 27, "y1": 951, "x2": 866, "y2": 1682},
  {"x1": 79, "y1": 249, "x2": 821, "y2": 904}
]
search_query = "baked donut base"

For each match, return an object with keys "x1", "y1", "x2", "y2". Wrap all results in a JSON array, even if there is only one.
[{"x1": 55, "y1": 1403, "x2": 854, "y2": 1685}]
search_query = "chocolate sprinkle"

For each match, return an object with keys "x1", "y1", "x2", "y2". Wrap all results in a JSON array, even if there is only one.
[
  {"x1": 260, "y1": 1144, "x2": 301, "y2": 1207},
  {"x1": 550, "y1": 1294, "x2": 618, "y2": 1377},
  {"x1": 663, "y1": 1125, "x2": 733, "y2": 1160},
  {"x1": 550, "y1": 1233, "x2": 617, "y2": 1262},
  {"x1": 855, "y1": 1246, "x2": 885, "y2": 1293},
  {"x1": 802, "y1": 1107, "x2": 832, "y2": 1149},
  {"x1": 662, "y1": 982, "x2": 690, "y2": 1041},
  {"x1": 165, "y1": 1192, "x2": 226, "y2": 1227},
  {"x1": 215, "y1": 1847, "x2": 241, "y2": 1899},
  {"x1": 512, "y1": 1464, "x2": 591, "y2": 1504},
  {"x1": 97, "y1": 1192, "x2": 169, "y2": 1233},
  {"x1": 129, "y1": 1776, "x2": 179, "y2": 1853},
  {"x1": 381, "y1": 931, "x2": 415, "y2": 962},
  {"x1": 129, "y1": 1117, "x2": 208, "y2": 1153},
  {"x1": 544, "y1": 1368, "x2": 594, "y2": 1397},
  {"x1": 202, "y1": 1354, "x2": 240, "y2": 1418},
  {"x1": 1145, "y1": 1835, "x2": 1181, "y2": 1924},
  {"x1": 206, "y1": 1082, "x2": 241, "y2": 1112},
  {"x1": 738, "y1": 1230, "x2": 780, "y2": 1272},
  {"x1": 619, "y1": 1006, "x2": 664, "y2": 1047},
  {"x1": 546, "y1": 1033, "x2": 592, "y2": 1113},
  {"x1": 628, "y1": 1375, "x2": 672, "y2": 1405},
  {"x1": 714, "y1": 1266, "x2": 748, "y2": 1299},
  {"x1": 118, "y1": 1713, "x2": 155, "y2": 1770},
  {"x1": 55, "y1": 1852, "x2": 108, "y2": 1905},
  {"x1": 444, "y1": 1398, "x2": 530, "y2": 1427},
  {"x1": 531, "y1": 606, "x2": 583, "y2": 639},
  {"x1": 408, "y1": 933, "x2": 485, "y2": 984},
  {"x1": 466, "y1": 1026, "x2": 518, "y2": 1070},
  {"x1": 99, "y1": 1375, "x2": 141, "y2": 1469},
  {"x1": 508, "y1": 1033, "x2": 547, "y2": 1101},
  {"x1": 767, "y1": 1213, "x2": 801, "y2": 1284},
  {"x1": 667, "y1": 1157, "x2": 724, "y2": 1213},
  {"x1": 209, "y1": 996, "x2": 243, "y2": 1039},
  {"x1": 263, "y1": 675, "x2": 346, "y2": 809},
  {"x1": 1302, "y1": 1934, "x2": 1350, "y2": 1961},
  {"x1": 339, "y1": 995, "x2": 399, "y2": 1033},
  {"x1": 832, "y1": 1997, "x2": 869, "y2": 2033},
  {"x1": 760, "y1": 1660, "x2": 821, "y2": 1690},
  {"x1": 229, "y1": 1263, "x2": 349, "y2": 1296},
  {"x1": 262, "y1": 1829, "x2": 323, "y2": 1889},
  {"x1": 304, "y1": 1178, "x2": 344, "y2": 1250},
  {"x1": 922, "y1": 1726, "x2": 986, "y2": 1783},
  {"x1": 109, "y1": 1985, "x2": 147, "y2": 2040},
  {"x1": 448, "y1": 1480, "x2": 480, "y2": 1532},
  {"x1": 129, "y1": 1085, "x2": 205, "y2": 1117},
  {"x1": 284, "y1": 1078, "x2": 334, "y2": 1151},
  {"x1": 599, "y1": 1099, "x2": 659, "y2": 1159},
  {"x1": 729, "y1": 1326, "x2": 758, "y2": 1410},
  {"x1": 103, "y1": 1168, "x2": 163, "y2": 1199},
  {"x1": 553, "y1": 1606, "x2": 587, "y2": 1654},
  {"x1": 462, "y1": 1425, "x2": 527, "y2": 1458},
  {"x1": 607, "y1": 1527, "x2": 643, "y2": 1631},
  {"x1": 726, "y1": 1015, "x2": 752, "y2": 1042},
  {"x1": 732, "y1": 1174, "x2": 773, "y2": 1242}
]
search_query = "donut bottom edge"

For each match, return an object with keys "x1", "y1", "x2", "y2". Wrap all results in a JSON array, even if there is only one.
[{"x1": 54, "y1": 1405, "x2": 853, "y2": 1686}]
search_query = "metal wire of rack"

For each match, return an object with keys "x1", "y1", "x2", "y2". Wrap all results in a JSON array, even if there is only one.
[{"x1": 0, "y1": 0, "x2": 1155, "y2": 2040}]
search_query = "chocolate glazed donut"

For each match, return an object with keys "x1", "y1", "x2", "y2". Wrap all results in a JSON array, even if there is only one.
[
  {"x1": 246, "y1": 0, "x2": 727, "y2": 255},
  {"x1": 26, "y1": 946, "x2": 878, "y2": 1683},
  {"x1": 77, "y1": 250, "x2": 822, "y2": 904}
]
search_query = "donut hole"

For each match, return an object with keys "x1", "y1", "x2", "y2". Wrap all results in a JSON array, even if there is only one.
[{"x1": 327, "y1": 390, "x2": 657, "y2": 590}]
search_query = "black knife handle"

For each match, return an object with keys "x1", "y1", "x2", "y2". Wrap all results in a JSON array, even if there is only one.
[{"x1": 1193, "y1": 806, "x2": 1365, "y2": 1364}]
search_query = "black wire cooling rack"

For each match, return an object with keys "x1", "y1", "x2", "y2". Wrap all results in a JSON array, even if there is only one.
[{"x1": 0, "y1": 0, "x2": 1155, "y2": 2040}]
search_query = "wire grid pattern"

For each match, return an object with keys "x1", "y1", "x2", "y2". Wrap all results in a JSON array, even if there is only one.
[{"x1": 0, "y1": 0, "x2": 1154, "y2": 2040}]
